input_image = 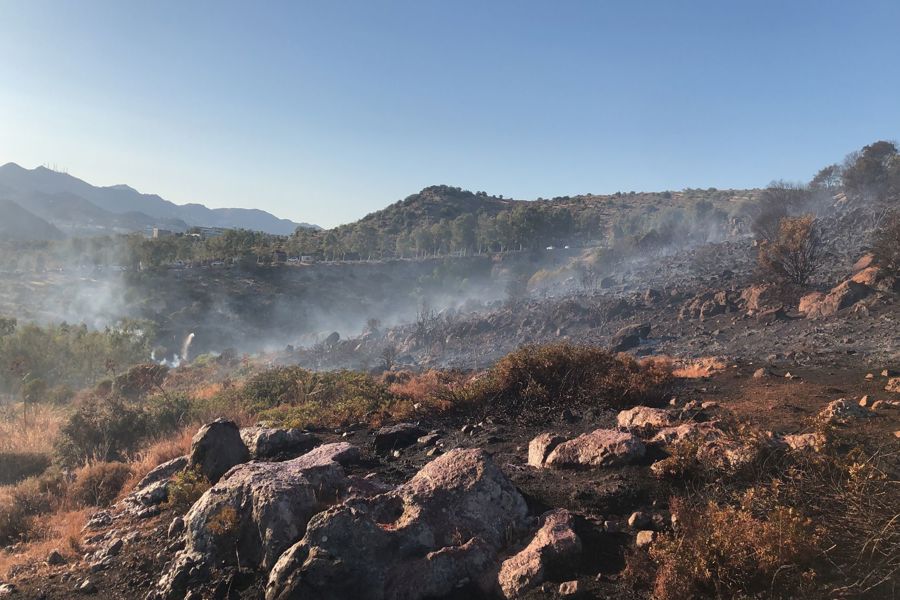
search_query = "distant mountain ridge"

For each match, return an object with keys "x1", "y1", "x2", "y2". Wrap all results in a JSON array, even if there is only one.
[{"x1": 0, "y1": 163, "x2": 318, "y2": 239}]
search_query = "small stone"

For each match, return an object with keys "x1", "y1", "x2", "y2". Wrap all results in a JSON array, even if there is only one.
[
  {"x1": 47, "y1": 549, "x2": 66, "y2": 565},
  {"x1": 0, "y1": 583, "x2": 16, "y2": 596},
  {"x1": 627, "y1": 511, "x2": 650, "y2": 529},
  {"x1": 701, "y1": 401, "x2": 719, "y2": 410},
  {"x1": 558, "y1": 580, "x2": 581, "y2": 597},
  {"x1": 77, "y1": 579, "x2": 97, "y2": 594},
  {"x1": 859, "y1": 395, "x2": 870, "y2": 407},
  {"x1": 416, "y1": 433, "x2": 440, "y2": 447},
  {"x1": 635, "y1": 530, "x2": 657, "y2": 548},
  {"x1": 603, "y1": 520, "x2": 620, "y2": 533},
  {"x1": 865, "y1": 373, "x2": 874, "y2": 380},
  {"x1": 752, "y1": 368, "x2": 769, "y2": 379}
]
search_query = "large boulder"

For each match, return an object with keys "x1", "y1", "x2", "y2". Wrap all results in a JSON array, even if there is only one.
[
  {"x1": 189, "y1": 419, "x2": 250, "y2": 484},
  {"x1": 544, "y1": 429, "x2": 645, "y2": 468},
  {"x1": 740, "y1": 284, "x2": 779, "y2": 314},
  {"x1": 156, "y1": 443, "x2": 361, "y2": 599},
  {"x1": 241, "y1": 426, "x2": 320, "y2": 459},
  {"x1": 679, "y1": 291, "x2": 737, "y2": 321},
  {"x1": 265, "y1": 448, "x2": 528, "y2": 600},
  {"x1": 801, "y1": 280, "x2": 871, "y2": 318},
  {"x1": 497, "y1": 509, "x2": 581, "y2": 599},
  {"x1": 850, "y1": 265, "x2": 896, "y2": 292},
  {"x1": 373, "y1": 422, "x2": 426, "y2": 454},
  {"x1": 117, "y1": 456, "x2": 189, "y2": 518},
  {"x1": 527, "y1": 433, "x2": 566, "y2": 468},
  {"x1": 610, "y1": 323, "x2": 651, "y2": 352},
  {"x1": 616, "y1": 406, "x2": 676, "y2": 433}
]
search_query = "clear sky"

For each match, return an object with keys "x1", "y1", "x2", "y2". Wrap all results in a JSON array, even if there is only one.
[{"x1": 1, "y1": 1, "x2": 898, "y2": 228}]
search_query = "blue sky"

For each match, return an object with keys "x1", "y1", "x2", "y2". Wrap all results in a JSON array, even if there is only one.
[{"x1": 1, "y1": 1, "x2": 898, "y2": 228}]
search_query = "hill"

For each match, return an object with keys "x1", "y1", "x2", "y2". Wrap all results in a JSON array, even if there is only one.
[
  {"x1": 0, "y1": 199, "x2": 65, "y2": 241},
  {"x1": 0, "y1": 163, "x2": 317, "y2": 237}
]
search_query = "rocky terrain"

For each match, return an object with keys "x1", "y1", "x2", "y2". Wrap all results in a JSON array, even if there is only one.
[{"x1": 3, "y1": 354, "x2": 898, "y2": 599}]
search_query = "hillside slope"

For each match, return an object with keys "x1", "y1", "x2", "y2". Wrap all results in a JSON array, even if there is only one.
[{"x1": 0, "y1": 199, "x2": 65, "y2": 241}]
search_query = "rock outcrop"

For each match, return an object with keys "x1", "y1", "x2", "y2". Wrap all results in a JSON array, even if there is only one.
[
  {"x1": 817, "y1": 398, "x2": 875, "y2": 424},
  {"x1": 497, "y1": 509, "x2": 581, "y2": 599},
  {"x1": 241, "y1": 426, "x2": 320, "y2": 459},
  {"x1": 609, "y1": 323, "x2": 650, "y2": 352},
  {"x1": 189, "y1": 419, "x2": 250, "y2": 484},
  {"x1": 156, "y1": 443, "x2": 361, "y2": 599},
  {"x1": 616, "y1": 406, "x2": 676, "y2": 433},
  {"x1": 543, "y1": 429, "x2": 646, "y2": 469},
  {"x1": 265, "y1": 448, "x2": 528, "y2": 600},
  {"x1": 800, "y1": 280, "x2": 871, "y2": 319}
]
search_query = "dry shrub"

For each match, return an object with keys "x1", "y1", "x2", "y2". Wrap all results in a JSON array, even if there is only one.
[
  {"x1": 633, "y1": 430, "x2": 899, "y2": 599},
  {"x1": 385, "y1": 369, "x2": 469, "y2": 415},
  {"x1": 646, "y1": 498, "x2": 818, "y2": 600},
  {"x1": 0, "y1": 469, "x2": 66, "y2": 544},
  {"x1": 69, "y1": 462, "x2": 132, "y2": 508},
  {"x1": 467, "y1": 343, "x2": 673, "y2": 421},
  {"x1": 672, "y1": 356, "x2": 726, "y2": 379}
]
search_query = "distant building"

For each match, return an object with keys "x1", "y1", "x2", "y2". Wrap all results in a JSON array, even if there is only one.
[
  {"x1": 300, "y1": 255, "x2": 316, "y2": 264},
  {"x1": 199, "y1": 227, "x2": 227, "y2": 238},
  {"x1": 272, "y1": 250, "x2": 288, "y2": 263},
  {"x1": 152, "y1": 228, "x2": 173, "y2": 239}
]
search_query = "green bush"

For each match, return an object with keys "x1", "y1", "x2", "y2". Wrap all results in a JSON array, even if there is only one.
[
  {"x1": 54, "y1": 396, "x2": 148, "y2": 467},
  {"x1": 113, "y1": 363, "x2": 168, "y2": 400},
  {"x1": 165, "y1": 466, "x2": 210, "y2": 513},
  {"x1": 146, "y1": 392, "x2": 193, "y2": 435},
  {"x1": 240, "y1": 367, "x2": 395, "y2": 427}
]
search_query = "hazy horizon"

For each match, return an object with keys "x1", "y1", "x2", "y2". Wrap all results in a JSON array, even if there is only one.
[{"x1": 2, "y1": 0, "x2": 899, "y2": 228}]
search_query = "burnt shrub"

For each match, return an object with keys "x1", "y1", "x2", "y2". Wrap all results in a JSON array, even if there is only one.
[{"x1": 463, "y1": 343, "x2": 673, "y2": 421}]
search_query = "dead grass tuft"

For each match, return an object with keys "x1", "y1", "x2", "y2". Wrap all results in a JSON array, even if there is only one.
[{"x1": 672, "y1": 356, "x2": 727, "y2": 379}]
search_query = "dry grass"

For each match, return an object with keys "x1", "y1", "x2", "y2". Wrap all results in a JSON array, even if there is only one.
[
  {"x1": 0, "y1": 404, "x2": 67, "y2": 454},
  {"x1": 385, "y1": 369, "x2": 470, "y2": 414},
  {"x1": 120, "y1": 427, "x2": 196, "y2": 497},
  {"x1": 672, "y1": 356, "x2": 727, "y2": 379},
  {"x1": 0, "y1": 508, "x2": 88, "y2": 578}
]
